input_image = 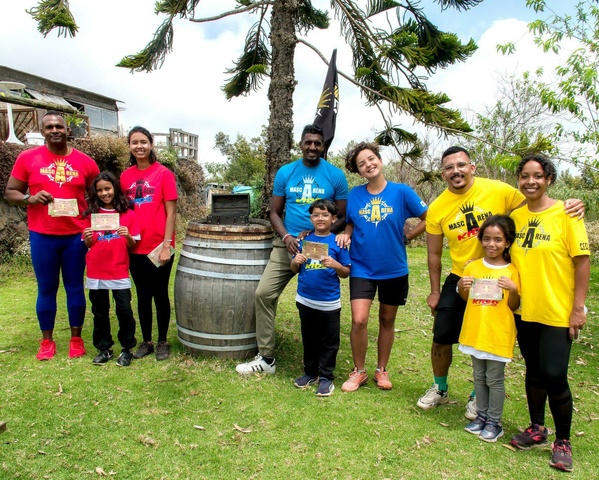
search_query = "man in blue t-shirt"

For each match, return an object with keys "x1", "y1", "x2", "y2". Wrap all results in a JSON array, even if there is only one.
[{"x1": 236, "y1": 124, "x2": 348, "y2": 375}]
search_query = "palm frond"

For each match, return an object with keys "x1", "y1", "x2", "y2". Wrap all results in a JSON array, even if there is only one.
[
  {"x1": 155, "y1": 0, "x2": 202, "y2": 18},
  {"x1": 434, "y1": 0, "x2": 484, "y2": 11},
  {"x1": 296, "y1": 1, "x2": 330, "y2": 33},
  {"x1": 366, "y1": 0, "x2": 402, "y2": 17}
]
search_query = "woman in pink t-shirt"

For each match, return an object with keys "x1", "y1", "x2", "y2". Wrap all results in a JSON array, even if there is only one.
[{"x1": 120, "y1": 126, "x2": 178, "y2": 361}]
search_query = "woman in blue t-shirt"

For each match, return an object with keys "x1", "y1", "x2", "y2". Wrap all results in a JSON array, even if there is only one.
[{"x1": 336, "y1": 142, "x2": 428, "y2": 392}]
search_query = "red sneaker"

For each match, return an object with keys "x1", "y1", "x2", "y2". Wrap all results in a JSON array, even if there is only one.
[
  {"x1": 374, "y1": 369, "x2": 393, "y2": 390},
  {"x1": 68, "y1": 337, "x2": 86, "y2": 358},
  {"x1": 36, "y1": 339, "x2": 56, "y2": 361}
]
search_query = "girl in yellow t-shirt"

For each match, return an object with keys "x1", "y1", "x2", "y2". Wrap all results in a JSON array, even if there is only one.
[{"x1": 457, "y1": 215, "x2": 520, "y2": 443}]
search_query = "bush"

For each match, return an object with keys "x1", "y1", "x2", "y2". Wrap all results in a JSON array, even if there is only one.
[{"x1": 70, "y1": 136, "x2": 130, "y2": 176}]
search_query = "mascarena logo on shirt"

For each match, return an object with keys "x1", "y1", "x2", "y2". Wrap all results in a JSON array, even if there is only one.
[
  {"x1": 125, "y1": 179, "x2": 155, "y2": 206},
  {"x1": 289, "y1": 175, "x2": 325, "y2": 203},
  {"x1": 40, "y1": 159, "x2": 79, "y2": 187},
  {"x1": 447, "y1": 203, "x2": 493, "y2": 242},
  {"x1": 358, "y1": 196, "x2": 393, "y2": 227},
  {"x1": 515, "y1": 217, "x2": 550, "y2": 254}
]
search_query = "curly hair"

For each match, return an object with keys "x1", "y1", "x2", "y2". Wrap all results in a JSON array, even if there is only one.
[
  {"x1": 516, "y1": 154, "x2": 557, "y2": 184},
  {"x1": 344, "y1": 141, "x2": 381, "y2": 174}
]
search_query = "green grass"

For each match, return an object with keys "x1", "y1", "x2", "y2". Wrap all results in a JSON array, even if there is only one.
[{"x1": 0, "y1": 248, "x2": 597, "y2": 479}]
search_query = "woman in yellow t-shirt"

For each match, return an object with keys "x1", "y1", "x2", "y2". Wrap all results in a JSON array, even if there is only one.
[{"x1": 509, "y1": 155, "x2": 590, "y2": 473}]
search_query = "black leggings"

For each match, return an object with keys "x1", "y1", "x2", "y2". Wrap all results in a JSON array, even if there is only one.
[
  {"x1": 129, "y1": 253, "x2": 174, "y2": 343},
  {"x1": 516, "y1": 315, "x2": 573, "y2": 440}
]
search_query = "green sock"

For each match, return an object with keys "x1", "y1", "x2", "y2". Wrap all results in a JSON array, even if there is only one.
[{"x1": 434, "y1": 376, "x2": 448, "y2": 392}]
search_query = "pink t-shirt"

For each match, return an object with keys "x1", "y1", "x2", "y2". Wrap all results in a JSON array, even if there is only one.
[
  {"x1": 10, "y1": 146, "x2": 99, "y2": 235},
  {"x1": 83, "y1": 208, "x2": 141, "y2": 281},
  {"x1": 120, "y1": 162, "x2": 178, "y2": 254}
]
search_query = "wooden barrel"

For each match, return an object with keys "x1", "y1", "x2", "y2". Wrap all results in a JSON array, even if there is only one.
[{"x1": 174, "y1": 220, "x2": 274, "y2": 358}]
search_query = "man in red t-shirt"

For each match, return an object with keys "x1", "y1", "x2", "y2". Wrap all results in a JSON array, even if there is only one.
[{"x1": 4, "y1": 111, "x2": 99, "y2": 361}]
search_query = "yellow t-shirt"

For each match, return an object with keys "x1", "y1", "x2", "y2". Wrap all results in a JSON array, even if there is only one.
[
  {"x1": 510, "y1": 201, "x2": 590, "y2": 327},
  {"x1": 458, "y1": 259, "x2": 520, "y2": 359},
  {"x1": 426, "y1": 177, "x2": 524, "y2": 276}
]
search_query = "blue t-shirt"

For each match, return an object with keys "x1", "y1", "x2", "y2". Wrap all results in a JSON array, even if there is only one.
[
  {"x1": 296, "y1": 232, "x2": 351, "y2": 307},
  {"x1": 273, "y1": 158, "x2": 348, "y2": 236},
  {"x1": 346, "y1": 181, "x2": 427, "y2": 279}
]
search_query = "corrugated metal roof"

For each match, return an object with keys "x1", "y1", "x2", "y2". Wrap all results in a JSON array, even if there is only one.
[{"x1": 25, "y1": 88, "x2": 74, "y2": 108}]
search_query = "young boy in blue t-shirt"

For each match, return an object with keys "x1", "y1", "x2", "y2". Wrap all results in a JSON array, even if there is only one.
[{"x1": 290, "y1": 199, "x2": 351, "y2": 397}]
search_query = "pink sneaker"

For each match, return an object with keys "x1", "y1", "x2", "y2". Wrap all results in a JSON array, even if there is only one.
[
  {"x1": 341, "y1": 368, "x2": 368, "y2": 392},
  {"x1": 36, "y1": 339, "x2": 56, "y2": 360},
  {"x1": 374, "y1": 369, "x2": 392, "y2": 390},
  {"x1": 68, "y1": 337, "x2": 86, "y2": 358}
]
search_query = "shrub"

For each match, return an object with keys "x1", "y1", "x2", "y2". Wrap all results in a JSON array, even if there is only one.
[{"x1": 70, "y1": 136, "x2": 130, "y2": 175}]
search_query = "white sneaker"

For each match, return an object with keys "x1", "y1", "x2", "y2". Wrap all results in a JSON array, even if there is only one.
[
  {"x1": 235, "y1": 355, "x2": 276, "y2": 375},
  {"x1": 417, "y1": 384, "x2": 450, "y2": 409},
  {"x1": 465, "y1": 395, "x2": 477, "y2": 420}
]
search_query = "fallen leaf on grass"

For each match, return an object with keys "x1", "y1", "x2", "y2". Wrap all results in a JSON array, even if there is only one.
[
  {"x1": 233, "y1": 424, "x2": 252, "y2": 434},
  {"x1": 115, "y1": 387, "x2": 132, "y2": 393},
  {"x1": 575, "y1": 431, "x2": 585, "y2": 437},
  {"x1": 439, "y1": 422, "x2": 449, "y2": 427},
  {"x1": 193, "y1": 425, "x2": 205, "y2": 430},
  {"x1": 138, "y1": 435, "x2": 157, "y2": 447},
  {"x1": 502, "y1": 444, "x2": 517, "y2": 452},
  {"x1": 57, "y1": 384, "x2": 63, "y2": 395},
  {"x1": 95, "y1": 467, "x2": 107, "y2": 476}
]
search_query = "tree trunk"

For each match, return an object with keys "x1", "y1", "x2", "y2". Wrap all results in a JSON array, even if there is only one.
[{"x1": 261, "y1": 0, "x2": 298, "y2": 218}]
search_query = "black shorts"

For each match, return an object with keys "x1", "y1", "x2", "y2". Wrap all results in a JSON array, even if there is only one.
[
  {"x1": 432, "y1": 273, "x2": 466, "y2": 345},
  {"x1": 349, "y1": 275, "x2": 409, "y2": 306}
]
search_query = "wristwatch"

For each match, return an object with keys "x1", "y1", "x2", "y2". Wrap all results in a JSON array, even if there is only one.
[{"x1": 22, "y1": 194, "x2": 30, "y2": 205}]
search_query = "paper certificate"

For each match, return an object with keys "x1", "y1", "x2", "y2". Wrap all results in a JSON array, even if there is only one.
[
  {"x1": 302, "y1": 241, "x2": 329, "y2": 261},
  {"x1": 470, "y1": 278, "x2": 503, "y2": 301},
  {"x1": 91, "y1": 213, "x2": 120, "y2": 231},
  {"x1": 48, "y1": 198, "x2": 78, "y2": 217},
  {"x1": 147, "y1": 242, "x2": 175, "y2": 267}
]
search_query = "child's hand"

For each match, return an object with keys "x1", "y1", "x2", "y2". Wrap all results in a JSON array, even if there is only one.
[
  {"x1": 498, "y1": 276, "x2": 517, "y2": 293},
  {"x1": 292, "y1": 253, "x2": 307, "y2": 265},
  {"x1": 83, "y1": 227, "x2": 94, "y2": 240},
  {"x1": 117, "y1": 226, "x2": 130, "y2": 238},
  {"x1": 459, "y1": 276, "x2": 474, "y2": 290},
  {"x1": 335, "y1": 233, "x2": 351, "y2": 248},
  {"x1": 321, "y1": 256, "x2": 338, "y2": 269}
]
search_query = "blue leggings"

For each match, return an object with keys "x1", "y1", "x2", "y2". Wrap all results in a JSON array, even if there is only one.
[{"x1": 30, "y1": 231, "x2": 87, "y2": 332}]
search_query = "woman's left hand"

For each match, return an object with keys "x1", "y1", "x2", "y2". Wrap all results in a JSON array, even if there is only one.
[
  {"x1": 158, "y1": 244, "x2": 172, "y2": 266},
  {"x1": 569, "y1": 308, "x2": 586, "y2": 340}
]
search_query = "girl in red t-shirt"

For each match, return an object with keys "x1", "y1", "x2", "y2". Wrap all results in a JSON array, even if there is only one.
[{"x1": 83, "y1": 172, "x2": 140, "y2": 367}]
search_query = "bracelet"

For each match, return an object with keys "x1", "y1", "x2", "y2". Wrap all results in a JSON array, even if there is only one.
[
  {"x1": 282, "y1": 234, "x2": 291, "y2": 242},
  {"x1": 163, "y1": 239, "x2": 172, "y2": 244}
]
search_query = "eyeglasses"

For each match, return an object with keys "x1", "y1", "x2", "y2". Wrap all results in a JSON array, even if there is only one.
[
  {"x1": 442, "y1": 162, "x2": 471, "y2": 173},
  {"x1": 310, "y1": 213, "x2": 332, "y2": 219}
]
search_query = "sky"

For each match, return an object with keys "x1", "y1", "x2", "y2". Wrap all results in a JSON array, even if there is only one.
[{"x1": 0, "y1": 1, "x2": 575, "y2": 164}]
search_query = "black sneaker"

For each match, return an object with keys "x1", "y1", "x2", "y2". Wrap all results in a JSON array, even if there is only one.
[
  {"x1": 465, "y1": 414, "x2": 487, "y2": 435},
  {"x1": 511, "y1": 423, "x2": 549, "y2": 450},
  {"x1": 155, "y1": 341, "x2": 170, "y2": 361},
  {"x1": 550, "y1": 439, "x2": 573, "y2": 472},
  {"x1": 133, "y1": 341, "x2": 154, "y2": 359},
  {"x1": 92, "y1": 349, "x2": 113, "y2": 365},
  {"x1": 316, "y1": 378, "x2": 335, "y2": 397},
  {"x1": 116, "y1": 349, "x2": 133, "y2": 367}
]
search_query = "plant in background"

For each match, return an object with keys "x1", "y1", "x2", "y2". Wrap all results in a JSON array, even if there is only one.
[{"x1": 64, "y1": 112, "x2": 85, "y2": 127}]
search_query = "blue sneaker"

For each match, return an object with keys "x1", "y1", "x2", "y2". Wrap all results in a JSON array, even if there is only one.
[
  {"x1": 316, "y1": 378, "x2": 334, "y2": 397},
  {"x1": 294, "y1": 375, "x2": 318, "y2": 389},
  {"x1": 480, "y1": 420, "x2": 504, "y2": 443},
  {"x1": 465, "y1": 414, "x2": 487, "y2": 435}
]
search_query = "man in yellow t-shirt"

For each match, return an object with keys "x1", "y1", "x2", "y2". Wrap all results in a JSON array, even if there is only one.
[{"x1": 416, "y1": 146, "x2": 525, "y2": 418}]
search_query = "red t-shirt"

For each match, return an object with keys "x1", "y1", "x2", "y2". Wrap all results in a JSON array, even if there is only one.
[
  {"x1": 83, "y1": 209, "x2": 140, "y2": 281},
  {"x1": 10, "y1": 146, "x2": 99, "y2": 235},
  {"x1": 120, "y1": 162, "x2": 178, "y2": 254}
]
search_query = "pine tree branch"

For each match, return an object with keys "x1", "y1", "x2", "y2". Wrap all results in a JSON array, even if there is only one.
[{"x1": 189, "y1": 1, "x2": 274, "y2": 23}]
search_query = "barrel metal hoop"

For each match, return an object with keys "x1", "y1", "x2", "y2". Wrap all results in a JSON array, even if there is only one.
[
  {"x1": 182, "y1": 239, "x2": 273, "y2": 250},
  {"x1": 176, "y1": 265, "x2": 262, "y2": 280},
  {"x1": 177, "y1": 324, "x2": 256, "y2": 340},
  {"x1": 179, "y1": 249, "x2": 270, "y2": 266},
  {"x1": 177, "y1": 335, "x2": 257, "y2": 352}
]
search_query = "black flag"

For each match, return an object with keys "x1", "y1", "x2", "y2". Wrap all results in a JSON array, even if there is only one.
[{"x1": 313, "y1": 49, "x2": 338, "y2": 159}]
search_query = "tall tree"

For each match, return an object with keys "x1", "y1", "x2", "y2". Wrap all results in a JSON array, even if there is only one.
[
  {"x1": 498, "y1": 0, "x2": 599, "y2": 167},
  {"x1": 29, "y1": 0, "x2": 482, "y2": 216}
]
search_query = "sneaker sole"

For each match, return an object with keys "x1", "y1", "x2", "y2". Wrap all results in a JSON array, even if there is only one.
[
  {"x1": 374, "y1": 379, "x2": 392, "y2": 390},
  {"x1": 417, "y1": 398, "x2": 450, "y2": 409},
  {"x1": 549, "y1": 460, "x2": 573, "y2": 473},
  {"x1": 316, "y1": 385, "x2": 335, "y2": 397},
  {"x1": 341, "y1": 381, "x2": 367, "y2": 393},
  {"x1": 480, "y1": 430, "x2": 504, "y2": 443},
  {"x1": 294, "y1": 379, "x2": 318, "y2": 389},
  {"x1": 511, "y1": 440, "x2": 550, "y2": 451},
  {"x1": 465, "y1": 427, "x2": 483, "y2": 435}
]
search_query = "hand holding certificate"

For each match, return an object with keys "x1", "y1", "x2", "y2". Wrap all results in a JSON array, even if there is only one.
[
  {"x1": 469, "y1": 278, "x2": 503, "y2": 301},
  {"x1": 48, "y1": 198, "x2": 78, "y2": 217},
  {"x1": 91, "y1": 213, "x2": 120, "y2": 231},
  {"x1": 147, "y1": 242, "x2": 175, "y2": 267},
  {"x1": 302, "y1": 240, "x2": 329, "y2": 261}
]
